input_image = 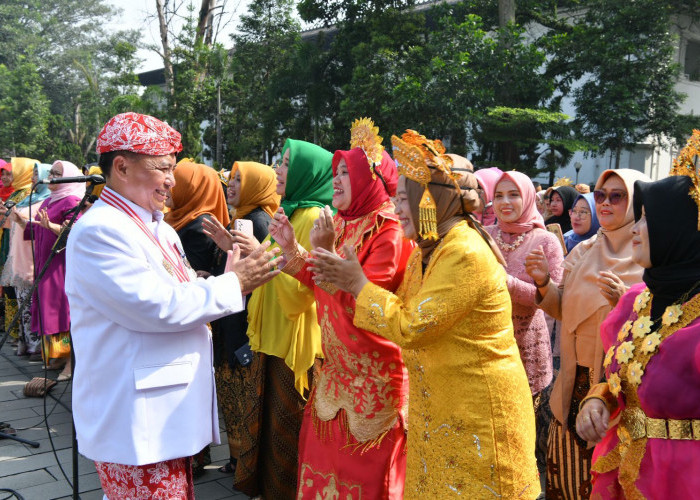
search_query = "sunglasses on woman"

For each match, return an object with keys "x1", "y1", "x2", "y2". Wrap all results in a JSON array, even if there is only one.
[{"x1": 593, "y1": 189, "x2": 627, "y2": 205}]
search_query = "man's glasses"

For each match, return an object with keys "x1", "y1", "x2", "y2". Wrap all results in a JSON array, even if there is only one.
[
  {"x1": 593, "y1": 189, "x2": 627, "y2": 205},
  {"x1": 569, "y1": 209, "x2": 591, "y2": 218}
]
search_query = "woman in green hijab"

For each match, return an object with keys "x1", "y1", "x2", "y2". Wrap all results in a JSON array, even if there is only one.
[{"x1": 241, "y1": 139, "x2": 333, "y2": 498}]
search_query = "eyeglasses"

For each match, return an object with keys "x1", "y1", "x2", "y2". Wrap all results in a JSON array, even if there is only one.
[
  {"x1": 569, "y1": 209, "x2": 591, "y2": 218},
  {"x1": 593, "y1": 189, "x2": 627, "y2": 205}
]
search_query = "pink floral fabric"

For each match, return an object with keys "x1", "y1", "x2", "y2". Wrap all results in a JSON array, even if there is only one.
[
  {"x1": 95, "y1": 457, "x2": 194, "y2": 500},
  {"x1": 486, "y1": 225, "x2": 564, "y2": 394},
  {"x1": 96, "y1": 112, "x2": 182, "y2": 156}
]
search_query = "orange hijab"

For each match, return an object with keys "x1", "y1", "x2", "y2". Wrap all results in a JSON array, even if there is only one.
[
  {"x1": 165, "y1": 159, "x2": 230, "y2": 232},
  {"x1": 230, "y1": 161, "x2": 280, "y2": 220}
]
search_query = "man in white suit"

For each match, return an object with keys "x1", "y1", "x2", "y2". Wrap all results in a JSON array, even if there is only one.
[{"x1": 65, "y1": 112, "x2": 280, "y2": 499}]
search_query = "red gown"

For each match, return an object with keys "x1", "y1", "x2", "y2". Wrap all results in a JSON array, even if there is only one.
[{"x1": 287, "y1": 204, "x2": 412, "y2": 499}]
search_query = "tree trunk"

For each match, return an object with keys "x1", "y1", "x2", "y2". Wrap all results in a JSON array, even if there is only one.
[
  {"x1": 615, "y1": 146, "x2": 621, "y2": 169},
  {"x1": 197, "y1": 0, "x2": 217, "y2": 46},
  {"x1": 499, "y1": 0, "x2": 516, "y2": 27},
  {"x1": 155, "y1": 0, "x2": 174, "y2": 97}
]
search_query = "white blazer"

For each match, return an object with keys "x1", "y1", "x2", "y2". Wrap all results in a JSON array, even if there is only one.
[{"x1": 65, "y1": 189, "x2": 244, "y2": 466}]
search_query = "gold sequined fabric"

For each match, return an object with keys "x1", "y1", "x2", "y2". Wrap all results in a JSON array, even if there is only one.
[{"x1": 354, "y1": 221, "x2": 539, "y2": 498}]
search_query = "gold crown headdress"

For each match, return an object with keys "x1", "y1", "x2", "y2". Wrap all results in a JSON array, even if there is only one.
[
  {"x1": 350, "y1": 117, "x2": 384, "y2": 179},
  {"x1": 669, "y1": 129, "x2": 700, "y2": 230},
  {"x1": 553, "y1": 176, "x2": 573, "y2": 187},
  {"x1": 391, "y1": 129, "x2": 457, "y2": 241}
]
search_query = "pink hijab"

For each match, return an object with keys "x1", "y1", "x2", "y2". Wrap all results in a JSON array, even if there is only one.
[
  {"x1": 474, "y1": 167, "x2": 502, "y2": 225},
  {"x1": 493, "y1": 170, "x2": 545, "y2": 234},
  {"x1": 49, "y1": 160, "x2": 85, "y2": 204}
]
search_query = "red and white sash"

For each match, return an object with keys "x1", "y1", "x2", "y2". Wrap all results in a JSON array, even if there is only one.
[{"x1": 101, "y1": 188, "x2": 191, "y2": 283}]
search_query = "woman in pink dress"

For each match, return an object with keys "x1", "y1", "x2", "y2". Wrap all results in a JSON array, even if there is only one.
[
  {"x1": 485, "y1": 170, "x2": 564, "y2": 484},
  {"x1": 12, "y1": 160, "x2": 83, "y2": 380},
  {"x1": 576, "y1": 159, "x2": 700, "y2": 498}
]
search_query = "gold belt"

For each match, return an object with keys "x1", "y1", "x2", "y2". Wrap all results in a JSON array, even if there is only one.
[{"x1": 618, "y1": 406, "x2": 700, "y2": 443}]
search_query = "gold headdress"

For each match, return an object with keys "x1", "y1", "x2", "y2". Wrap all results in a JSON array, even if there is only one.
[
  {"x1": 553, "y1": 176, "x2": 573, "y2": 187},
  {"x1": 391, "y1": 129, "x2": 457, "y2": 240},
  {"x1": 669, "y1": 129, "x2": 700, "y2": 230},
  {"x1": 350, "y1": 117, "x2": 384, "y2": 178}
]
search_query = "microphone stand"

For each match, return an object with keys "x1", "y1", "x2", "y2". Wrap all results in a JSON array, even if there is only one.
[{"x1": 0, "y1": 180, "x2": 99, "y2": 498}]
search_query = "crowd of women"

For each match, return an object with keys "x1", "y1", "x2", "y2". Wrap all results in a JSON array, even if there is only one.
[{"x1": 3, "y1": 122, "x2": 700, "y2": 499}]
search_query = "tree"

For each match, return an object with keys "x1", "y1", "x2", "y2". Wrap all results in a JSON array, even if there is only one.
[
  {"x1": 548, "y1": 0, "x2": 684, "y2": 167},
  {"x1": 220, "y1": 0, "x2": 302, "y2": 164},
  {"x1": 0, "y1": 0, "x2": 143, "y2": 164},
  {"x1": 0, "y1": 59, "x2": 51, "y2": 158}
]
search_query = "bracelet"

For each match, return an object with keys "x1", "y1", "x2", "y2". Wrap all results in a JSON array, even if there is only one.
[{"x1": 535, "y1": 272, "x2": 550, "y2": 288}]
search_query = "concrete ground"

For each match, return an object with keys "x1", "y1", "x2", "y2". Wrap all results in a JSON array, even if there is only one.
[{"x1": 0, "y1": 340, "x2": 250, "y2": 499}]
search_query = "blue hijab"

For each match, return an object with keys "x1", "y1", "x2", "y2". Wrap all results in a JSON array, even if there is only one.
[
  {"x1": 16, "y1": 162, "x2": 51, "y2": 208},
  {"x1": 563, "y1": 192, "x2": 600, "y2": 252}
]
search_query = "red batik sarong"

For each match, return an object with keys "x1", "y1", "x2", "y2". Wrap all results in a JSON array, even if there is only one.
[{"x1": 95, "y1": 457, "x2": 194, "y2": 500}]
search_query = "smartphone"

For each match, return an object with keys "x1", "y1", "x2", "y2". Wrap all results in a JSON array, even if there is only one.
[
  {"x1": 546, "y1": 223, "x2": 568, "y2": 256},
  {"x1": 234, "y1": 218, "x2": 254, "y2": 237}
]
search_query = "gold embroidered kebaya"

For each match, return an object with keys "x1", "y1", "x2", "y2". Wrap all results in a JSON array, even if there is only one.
[{"x1": 354, "y1": 221, "x2": 538, "y2": 498}]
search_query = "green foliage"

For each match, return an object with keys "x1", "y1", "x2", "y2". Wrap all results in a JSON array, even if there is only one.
[
  {"x1": 0, "y1": 0, "x2": 143, "y2": 165},
  {"x1": 552, "y1": 0, "x2": 683, "y2": 166},
  {"x1": 0, "y1": 60, "x2": 51, "y2": 158}
]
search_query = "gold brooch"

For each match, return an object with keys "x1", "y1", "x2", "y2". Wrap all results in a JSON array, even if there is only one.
[
  {"x1": 626, "y1": 361, "x2": 644, "y2": 387},
  {"x1": 631, "y1": 316, "x2": 653, "y2": 338},
  {"x1": 603, "y1": 345, "x2": 615, "y2": 368},
  {"x1": 608, "y1": 372, "x2": 622, "y2": 397},
  {"x1": 615, "y1": 341, "x2": 635, "y2": 365},
  {"x1": 633, "y1": 290, "x2": 651, "y2": 313},
  {"x1": 661, "y1": 304, "x2": 683, "y2": 327},
  {"x1": 618, "y1": 320, "x2": 634, "y2": 342},
  {"x1": 640, "y1": 331, "x2": 662, "y2": 354}
]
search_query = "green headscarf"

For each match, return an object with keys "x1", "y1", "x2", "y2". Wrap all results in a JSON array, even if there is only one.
[{"x1": 279, "y1": 138, "x2": 333, "y2": 218}]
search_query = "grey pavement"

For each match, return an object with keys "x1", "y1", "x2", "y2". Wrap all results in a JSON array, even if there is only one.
[{"x1": 0, "y1": 339, "x2": 250, "y2": 500}]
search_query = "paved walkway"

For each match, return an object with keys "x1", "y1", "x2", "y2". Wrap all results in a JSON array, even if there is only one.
[{"x1": 0, "y1": 339, "x2": 250, "y2": 499}]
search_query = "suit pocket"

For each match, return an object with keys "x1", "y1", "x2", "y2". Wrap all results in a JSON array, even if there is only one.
[{"x1": 134, "y1": 361, "x2": 194, "y2": 390}]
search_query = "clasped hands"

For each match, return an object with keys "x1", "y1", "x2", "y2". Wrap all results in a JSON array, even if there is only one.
[{"x1": 268, "y1": 206, "x2": 369, "y2": 297}]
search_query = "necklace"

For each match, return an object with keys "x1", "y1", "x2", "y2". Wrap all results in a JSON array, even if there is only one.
[{"x1": 495, "y1": 228, "x2": 525, "y2": 252}]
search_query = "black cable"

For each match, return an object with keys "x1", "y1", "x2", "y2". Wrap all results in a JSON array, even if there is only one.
[{"x1": 0, "y1": 488, "x2": 26, "y2": 500}]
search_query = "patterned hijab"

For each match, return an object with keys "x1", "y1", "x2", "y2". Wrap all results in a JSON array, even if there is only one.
[
  {"x1": 493, "y1": 170, "x2": 545, "y2": 234},
  {"x1": 230, "y1": 161, "x2": 280, "y2": 220},
  {"x1": 165, "y1": 160, "x2": 230, "y2": 232},
  {"x1": 16, "y1": 163, "x2": 51, "y2": 208},
  {"x1": 279, "y1": 139, "x2": 333, "y2": 218},
  {"x1": 48, "y1": 160, "x2": 84, "y2": 204}
]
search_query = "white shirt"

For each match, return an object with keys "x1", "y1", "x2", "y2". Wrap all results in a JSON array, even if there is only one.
[{"x1": 66, "y1": 188, "x2": 244, "y2": 465}]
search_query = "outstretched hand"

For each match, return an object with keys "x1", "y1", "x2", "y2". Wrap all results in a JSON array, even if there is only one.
[
  {"x1": 202, "y1": 216, "x2": 235, "y2": 252},
  {"x1": 226, "y1": 241, "x2": 283, "y2": 295},
  {"x1": 268, "y1": 207, "x2": 297, "y2": 255},
  {"x1": 308, "y1": 244, "x2": 368, "y2": 297},
  {"x1": 309, "y1": 205, "x2": 335, "y2": 252}
]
